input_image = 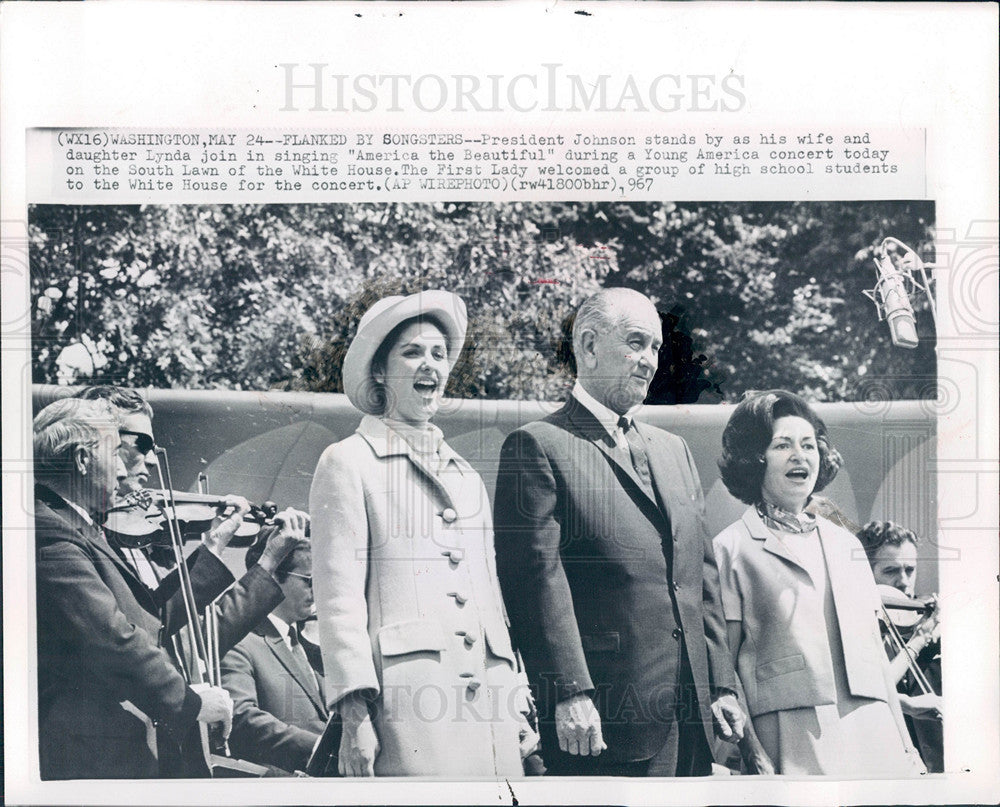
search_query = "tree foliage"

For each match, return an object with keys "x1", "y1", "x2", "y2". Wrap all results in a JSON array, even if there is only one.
[{"x1": 29, "y1": 201, "x2": 936, "y2": 402}]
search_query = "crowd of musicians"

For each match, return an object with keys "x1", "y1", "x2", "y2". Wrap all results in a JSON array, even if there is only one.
[{"x1": 33, "y1": 288, "x2": 942, "y2": 780}]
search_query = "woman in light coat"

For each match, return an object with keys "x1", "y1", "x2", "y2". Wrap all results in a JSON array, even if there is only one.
[
  {"x1": 712, "y1": 390, "x2": 924, "y2": 776},
  {"x1": 309, "y1": 290, "x2": 533, "y2": 777}
]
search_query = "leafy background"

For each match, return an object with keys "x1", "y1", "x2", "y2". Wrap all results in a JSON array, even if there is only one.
[{"x1": 29, "y1": 202, "x2": 936, "y2": 403}]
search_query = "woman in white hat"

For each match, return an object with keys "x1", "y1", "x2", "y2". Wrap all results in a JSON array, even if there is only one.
[{"x1": 309, "y1": 290, "x2": 534, "y2": 777}]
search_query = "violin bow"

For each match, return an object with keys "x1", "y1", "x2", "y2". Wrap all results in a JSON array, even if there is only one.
[
  {"x1": 880, "y1": 605, "x2": 934, "y2": 694},
  {"x1": 154, "y1": 448, "x2": 215, "y2": 773}
]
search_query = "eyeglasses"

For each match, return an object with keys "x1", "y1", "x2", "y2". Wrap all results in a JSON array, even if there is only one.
[
  {"x1": 120, "y1": 430, "x2": 155, "y2": 455},
  {"x1": 283, "y1": 572, "x2": 312, "y2": 587}
]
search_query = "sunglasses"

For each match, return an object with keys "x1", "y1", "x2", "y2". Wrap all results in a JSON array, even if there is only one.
[
  {"x1": 120, "y1": 430, "x2": 155, "y2": 455},
  {"x1": 283, "y1": 572, "x2": 312, "y2": 587}
]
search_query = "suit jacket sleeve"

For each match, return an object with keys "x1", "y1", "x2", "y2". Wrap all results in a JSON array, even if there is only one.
[
  {"x1": 154, "y1": 546, "x2": 237, "y2": 638},
  {"x1": 212, "y1": 565, "x2": 284, "y2": 657},
  {"x1": 221, "y1": 642, "x2": 320, "y2": 774},
  {"x1": 682, "y1": 439, "x2": 738, "y2": 695},
  {"x1": 493, "y1": 428, "x2": 593, "y2": 701},
  {"x1": 36, "y1": 537, "x2": 202, "y2": 729},
  {"x1": 309, "y1": 440, "x2": 379, "y2": 705}
]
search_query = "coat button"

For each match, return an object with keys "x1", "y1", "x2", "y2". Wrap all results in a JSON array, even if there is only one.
[
  {"x1": 441, "y1": 507, "x2": 458, "y2": 523},
  {"x1": 454, "y1": 629, "x2": 477, "y2": 646},
  {"x1": 441, "y1": 548, "x2": 464, "y2": 564},
  {"x1": 447, "y1": 591, "x2": 468, "y2": 605},
  {"x1": 672, "y1": 628, "x2": 683, "y2": 640},
  {"x1": 672, "y1": 580, "x2": 680, "y2": 591}
]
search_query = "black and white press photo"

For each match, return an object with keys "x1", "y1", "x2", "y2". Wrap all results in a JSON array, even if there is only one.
[{"x1": 26, "y1": 200, "x2": 943, "y2": 781}]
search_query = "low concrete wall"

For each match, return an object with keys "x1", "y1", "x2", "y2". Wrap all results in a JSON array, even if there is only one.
[{"x1": 32, "y1": 385, "x2": 938, "y2": 592}]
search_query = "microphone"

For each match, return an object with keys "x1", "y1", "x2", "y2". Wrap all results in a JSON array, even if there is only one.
[
  {"x1": 868, "y1": 251, "x2": 919, "y2": 348},
  {"x1": 862, "y1": 237, "x2": 935, "y2": 349}
]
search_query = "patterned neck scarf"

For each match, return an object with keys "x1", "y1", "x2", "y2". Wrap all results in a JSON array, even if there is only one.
[{"x1": 756, "y1": 500, "x2": 817, "y2": 534}]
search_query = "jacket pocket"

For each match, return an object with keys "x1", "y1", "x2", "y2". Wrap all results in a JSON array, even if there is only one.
[
  {"x1": 755, "y1": 653, "x2": 805, "y2": 681},
  {"x1": 377, "y1": 619, "x2": 447, "y2": 657},
  {"x1": 483, "y1": 625, "x2": 516, "y2": 667}
]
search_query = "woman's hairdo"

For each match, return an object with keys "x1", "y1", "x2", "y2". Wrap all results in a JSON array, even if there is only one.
[
  {"x1": 856, "y1": 520, "x2": 919, "y2": 562},
  {"x1": 717, "y1": 389, "x2": 843, "y2": 505},
  {"x1": 368, "y1": 313, "x2": 450, "y2": 414}
]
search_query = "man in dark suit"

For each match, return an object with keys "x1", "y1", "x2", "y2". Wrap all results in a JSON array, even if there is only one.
[
  {"x1": 222, "y1": 538, "x2": 332, "y2": 775},
  {"x1": 74, "y1": 385, "x2": 309, "y2": 776},
  {"x1": 494, "y1": 288, "x2": 744, "y2": 776},
  {"x1": 33, "y1": 398, "x2": 234, "y2": 779}
]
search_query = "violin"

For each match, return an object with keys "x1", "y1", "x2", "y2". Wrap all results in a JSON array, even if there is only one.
[
  {"x1": 878, "y1": 584, "x2": 939, "y2": 632},
  {"x1": 104, "y1": 488, "x2": 279, "y2": 549},
  {"x1": 877, "y1": 583, "x2": 939, "y2": 693}
]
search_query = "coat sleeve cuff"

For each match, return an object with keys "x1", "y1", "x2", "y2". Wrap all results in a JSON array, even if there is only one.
[
  {"x1": 177, "y1": 685, "x2": 203, "y2": 731},
  {"x1": 555, "y1": 679, "x2": 594, "y2": 702}
]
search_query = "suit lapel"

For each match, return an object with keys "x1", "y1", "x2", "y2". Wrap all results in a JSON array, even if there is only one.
[
  {"x1": 817, "y1": 520, "x2": 853, "y2": 622},
  {"x1": 562, "y1": 397, "x2": 661, "y2": 512},
  {"x1": 38, "y1": 486, "x2": 157, "y2": 607},
  {"x1": 743, "y1": 507, "x2": 812, "y2": 579},
  {"x1": 262, "y1": 624, "x2": 326, "y2": 715},
  {"x1": 640, "y1": 423, "x2": 681, "y2": 528},
  {"x1": 356, "y1": 416, "x2": 461, "y2": 513}
]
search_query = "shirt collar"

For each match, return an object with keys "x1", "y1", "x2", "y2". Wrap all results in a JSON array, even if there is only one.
[
  {"x1": 63, "y1": 497, "x2": 95, "y2": 527},
  {"x1": 572, "y1": 381, "x2": 639, "y2": 440},
  {"x1": 267, "y1": 613, "x2": 292, "y2": 641}
]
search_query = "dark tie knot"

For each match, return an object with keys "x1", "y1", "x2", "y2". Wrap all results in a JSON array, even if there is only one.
[
  {"x1": 617, "y1": 415, "x2": 632, "y2": 433},
  {"x1": 288, "y1": 625, "x2": 299, "y2": 645}
]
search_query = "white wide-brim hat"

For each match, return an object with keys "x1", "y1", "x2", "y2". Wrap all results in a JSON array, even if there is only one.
[{"x1": 342, "y1": 290, "x2": 468, "y2": 415}]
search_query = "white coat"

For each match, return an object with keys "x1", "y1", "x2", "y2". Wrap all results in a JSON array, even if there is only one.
[{"x1": 309, "y1": 416, "x2": 525, "y2": 777}]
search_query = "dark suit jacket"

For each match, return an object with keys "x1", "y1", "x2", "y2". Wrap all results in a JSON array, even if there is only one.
[
  {"x1": 145, "y1": 547, "x2": 281, "y2": 653},
  {"x1": 155, "y1": 559, "x2": 284, "y2": 778},
  {"x1": 221, "y1": 620, "x2": 329, "y2": 775},
  {"x1": 34, "y1": 486, "x2": 234, "y2": 779},
  {"x1": 493, "y1": 396, "x2": 736, "y2": 765}
]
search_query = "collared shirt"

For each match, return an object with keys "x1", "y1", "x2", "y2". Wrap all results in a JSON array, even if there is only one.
[
  {"x1": 63, "y1": 497, "x2": 95, "y2": 527},
  {"x1": 267, "y1": 613, "x2": 295, "y2": 653},
  {"x1": 572, "y1": 381, "x2": 639, "y2": 451}
]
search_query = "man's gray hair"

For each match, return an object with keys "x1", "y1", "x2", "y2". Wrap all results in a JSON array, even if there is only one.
[
  {"x1": 571, "y1": 288, "x2": 658, "y2": 360},
  {"x1": 77, "y1": 385, "x2": 154, "y2": 418},
  {"x1": 33, "y1": 398, "x2": 120, "y2": 480}
]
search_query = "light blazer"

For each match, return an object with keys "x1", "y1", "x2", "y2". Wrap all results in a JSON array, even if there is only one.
[
  {"x1": 309, "y1": 416, "x2": 524, "y2": 777},
  {"x1": 222, "y1": 620, "x2": 328, "y2": 774},
  {"x1": 34, "y1": 487, "x2": 232, "y2": 779},
  {"x1": 493, "y1": 396, "x2": 736, "y2": 764},
  {"x1": 712, "y1": 507, "x2": 890, "y2": 717}
]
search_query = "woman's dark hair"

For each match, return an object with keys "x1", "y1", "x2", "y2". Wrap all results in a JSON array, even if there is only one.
[
  {"x1": 369, "y1": 314, "x2": 451, "y2": 413},
  {"x1": 856, "y1": 520, "x2": 919, "y2": 563},
  {"x1": 718, "y1": 389, "x2": 843, "y2": 505}
]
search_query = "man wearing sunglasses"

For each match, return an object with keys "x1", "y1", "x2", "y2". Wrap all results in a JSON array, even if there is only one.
[
  {"x1": 221, "y1": 538, "x2": 332, "y2": 775},
  {"x1": 76, "y1": 385, "x2": 310, "y2": 775}
]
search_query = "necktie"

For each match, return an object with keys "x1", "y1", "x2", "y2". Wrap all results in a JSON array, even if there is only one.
[
  {"x1": 618, "y1": 415, "x2": 651, "y2": 485},
  {"x1": 289, "y1": 625, "x2": 318, "y2": 690}
]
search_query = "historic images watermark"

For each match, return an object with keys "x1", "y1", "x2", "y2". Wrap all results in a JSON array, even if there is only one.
[{"x1": 278, "y1": 64, "x2": 747, "y2": 114}]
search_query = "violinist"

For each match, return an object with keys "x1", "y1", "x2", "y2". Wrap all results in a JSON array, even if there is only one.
[
  {"x1": 76, "y1": 385, "x2": 310, "y2": 776},
  {"x1": 858, "y1": 520, "x2": 943, "y2": 772},
  {"x1": 33, "y1": 398, "x2": 234, "y2": 780}
]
